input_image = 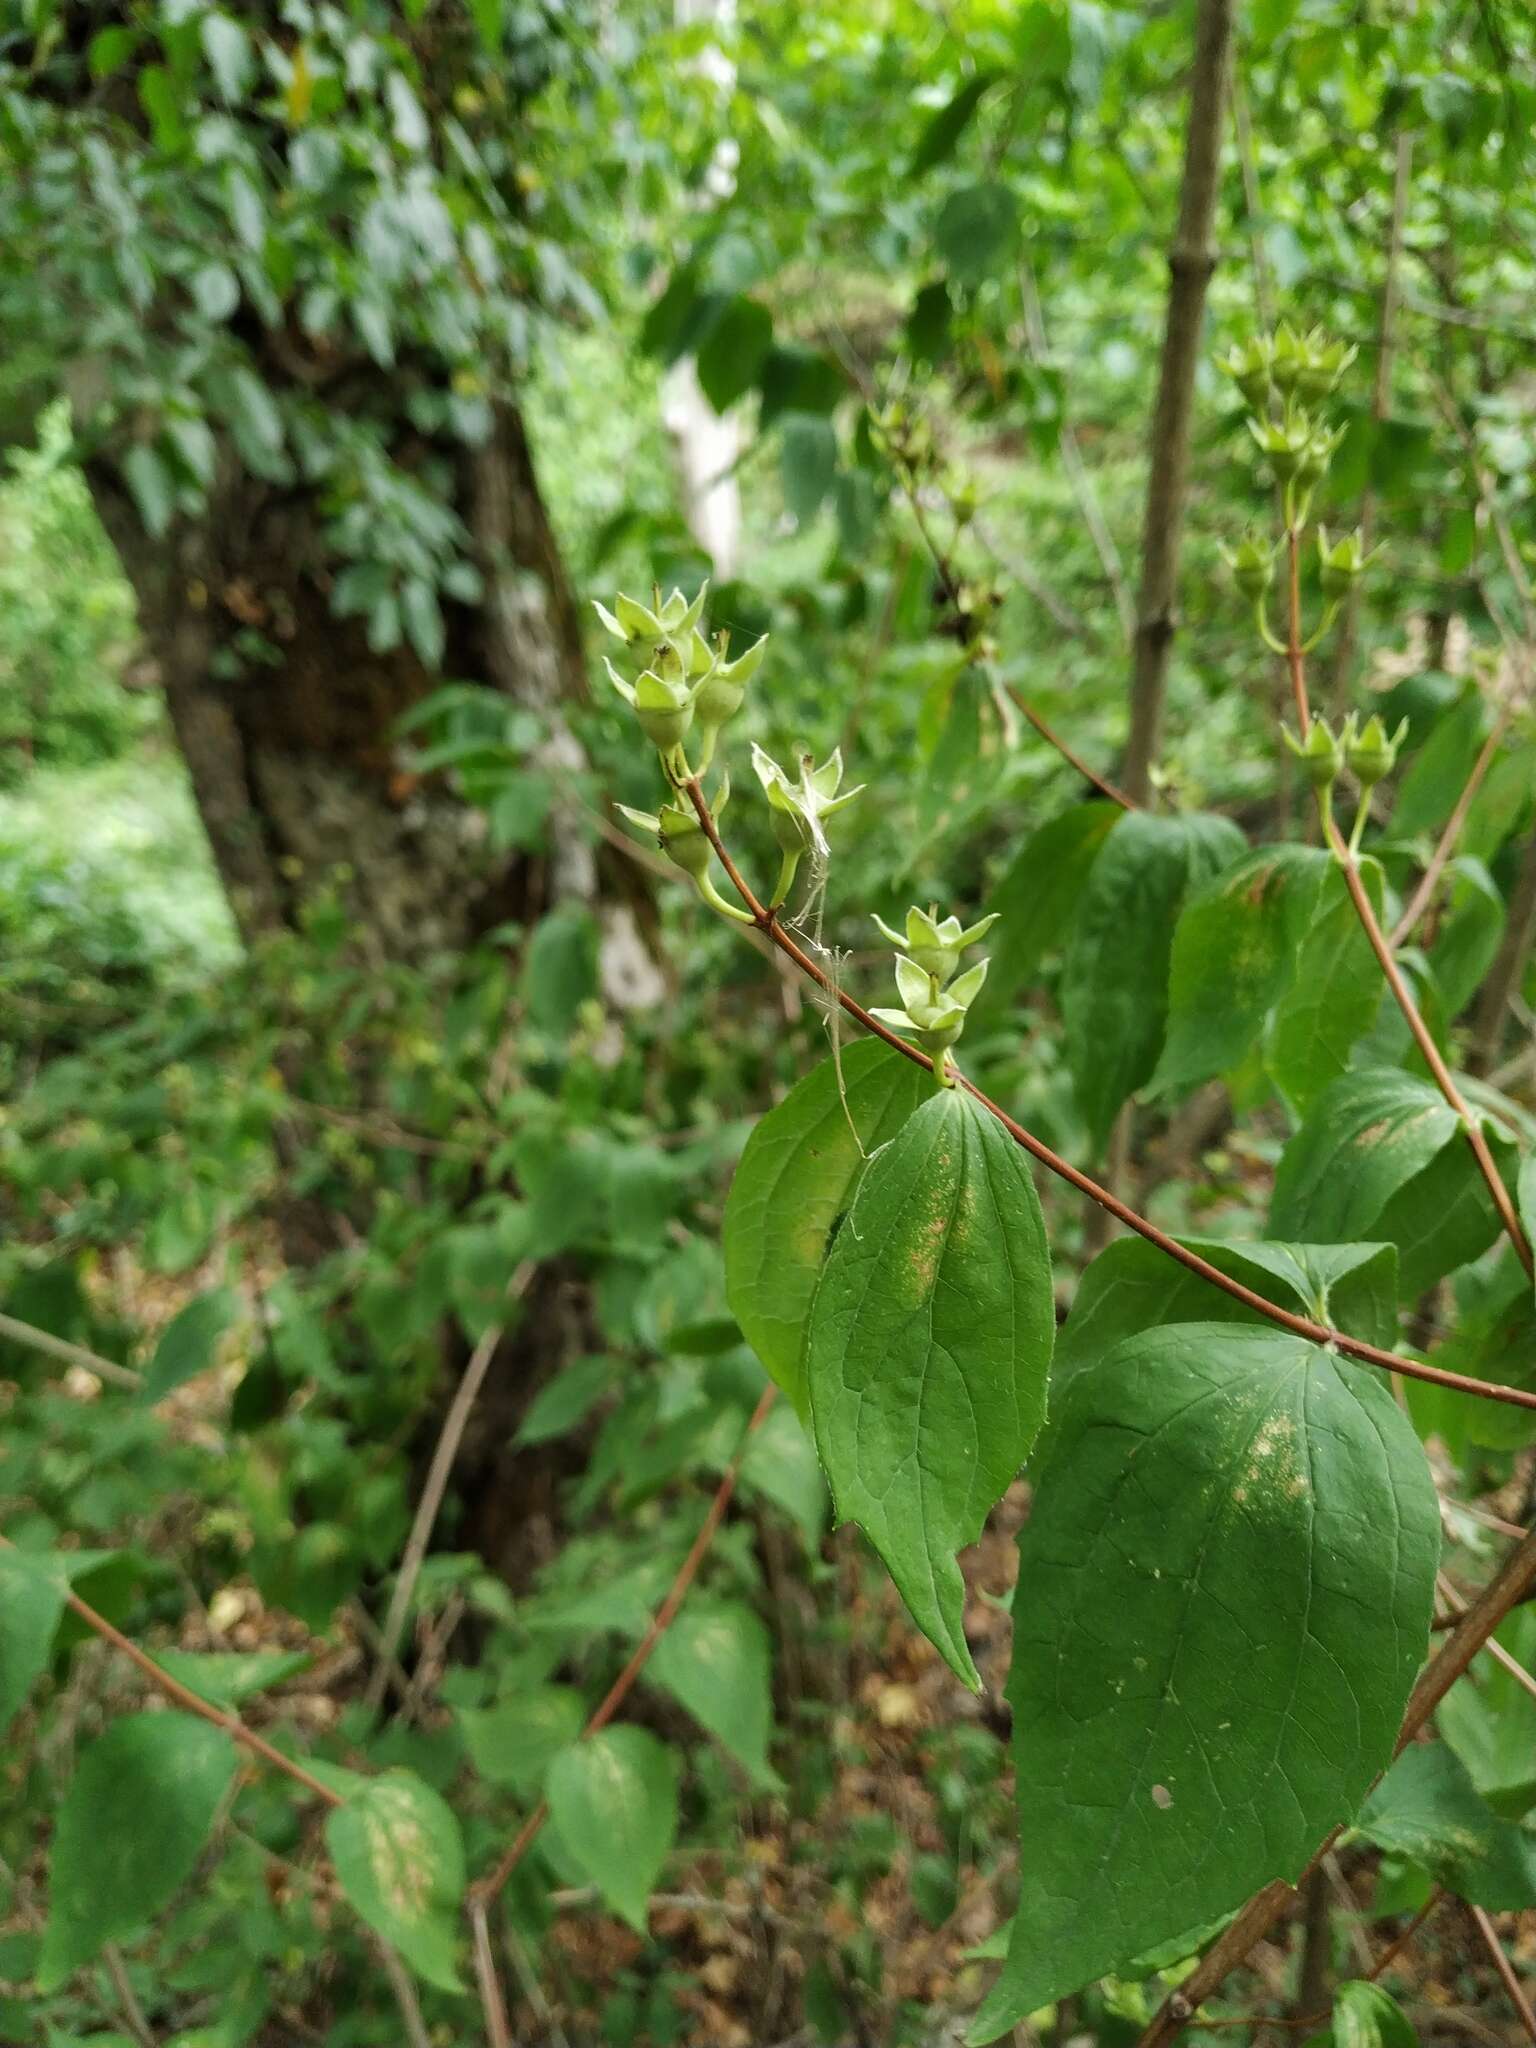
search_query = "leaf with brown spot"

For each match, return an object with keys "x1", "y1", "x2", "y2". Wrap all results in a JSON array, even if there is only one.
[
  {"x1": 1270, "y1": 1066, "x2": 1515, "y2": 1295},
  {"x1": 971, "y1": 1324, "x2": 1439, "y2": 2040},
  {"x1": 325, "y1": 1770, "x2": 466, "y2": 1991},
  {"x1": 806, "y1": 1088, "x2": 1054, "y2": 1688}
]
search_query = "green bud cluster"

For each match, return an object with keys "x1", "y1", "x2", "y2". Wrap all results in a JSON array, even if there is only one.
[
  {"x1": 1282, "y1": 708, "x2": 1409, "y2": 851},
  {"x1": 1217, "y1": 531, "x2": 1279, "y2": 600},
  {"x1": 1217, "y1": 324, "x2": 1361, "y2": 541},
  {"x1": 606, "y1": 583, "x2": 866, "y2": 923},
  {"x1": 596, "y1": 580, "x2": 768, "y2": 781},
  {"x1": 1315, "y1": 525, "x2": 1380, "y2": 599},
  {"x1": 869, "y1": 905, "x2": 996, "y2": 1080},
  {"x1": 615, "y1": 775, "x2": 749, "y2": 925},
  {"x1": 1270, "y1": 323, "x2": 1358, "y2": 401},
  {"x1": 1216, "y1": 323, "x2": 1358, "y2": 414},
  {"x1": 1281, "y1": 715, "x2": 1348, "y2": 792},
  {"x1": 1344, "y1": 710, "x2": 1409, "y2": 789},
  {"x1": 1245, "y1": 413, "x2": 1346, "y2": 490},
  {"x1": 752, "y1": 744, "x2": 864, "y2": 908},
  {"x1": 602, "y1": 583, "x2": 1006, "y2": 1080}
]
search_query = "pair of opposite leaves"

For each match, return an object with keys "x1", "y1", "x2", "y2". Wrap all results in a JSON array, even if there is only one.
[{"x1": 725, "y1": 1043, "x2": 1440, "y2": 2035}]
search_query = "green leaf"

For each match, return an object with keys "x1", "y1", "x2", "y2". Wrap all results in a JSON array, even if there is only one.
[
  {"x1": 724, "y1": 1042, "x2": 929, "y2": 1414},
  {"x1": 1375, "y1": 1128, "x2": 1518, "y2": 1300},
  {"x1": 736, "y1": 1401, "x2": 827, "y2": 1546},
  {"x1": 1523, "y1": 1154, "x2": 1536, "y2": 1300},
  {"x1": 121, "y1": 443, "x2": 175, "y2": 539},
  {"x1": 141, "y1": 1286, "x2": 238, "y2": 1403},
  {"x1": 695, "y1": 295, "x2": 773, "y2": 413},
  {"x1": 935, "y1": 182, "x2": 1020, "y2": 285},
  {"x1": 807, "y1": 1088, "x2": 1054, "y2": 1686},
  {"x1": 971, "y1": 1325, "x2": 1438, "y2": 2039},
  {"x1": 909, "y1": 72, "x2": 1001, "y2": 177},
  {"x1": 780, "y1": 412, "x2": 837, "y2": 524},
  {"x1": 1439, "y1": 1610, "x2": 1536, "y2": 1816},
  {"x1": 401, "y1": 578, "x2": 445, "y2": 669},
  {"x1": 1265, "y1": 859, "x2": 1385, "y2": 1117},
  {"x1": 151, "y1": 1648, "x2": 311, "y2": 1708},
  {"x1": 459, "y1": 1686, "x2": 586, "y2": 1792},
  {"x1": 1426, "y1": 858, "x2": 1504, "y2": 1019},
  {"x1": 1328, "y1": 1980, "x2": 1419, "y2": 2048},
  {"x1": 514, "y1": 1355, "x2": 614, "y2": 1445},
  {"x1": 1154, "y1": 844, "x2": 1329, "y2": 1091},
  {"x1": 521, "y1": 904, "x2": 598, "y2": 1034},
  {"x1": 0, "y1": 1549, "x2": 68, "y2": 1735},
  {"x1": 325, "y1": 1771, "x2": 465, "y2": 1991},
  {"x1": 1393, "y1": 692, "x2": 1488, "y2": 841},
  {"x1": 1270, "y1": 1069, "x2": 1512, "y2": 1296},
  {"x1": 545, "y1": 1728, "x2": 679, "y2": 1933},
  {"x1": 1416, "y1": 1253, "x2": 1536, "y2": 1452},
  {"x1": 649, "y1": 1601, "x2": 780, "y2": 1791},
  {"x1": 88, "y1": 26, "x2": 138, "y2": 77},
  {"x1": 38, "y1": 1715, "x2": 237, "y2": 1989},
  {"x1": 972, "y1": 802, "x2": 1120, "y2": 1022},
  {"x1": 138, "y1": 66, "x2": 188, "y2": 150},
  {"x1": 1062, "y1": 811, "x2": 1245, "y2": 1151},
  {"x1": 1356, "y1": 1741, "x2": 1536, "y2": 1908},
  {"x1": 469, "y1": 0, "x2": 504, "y2": 49},
  {"x1": 216, "y1": 364, "x2": 286, "y2": 479},
  {"x1": 1052, "y1": 1234, "x2": 1400, "y2": 1414},
  {"x1": 200, "y1": 14, "x2": 253, "y2": 101}
]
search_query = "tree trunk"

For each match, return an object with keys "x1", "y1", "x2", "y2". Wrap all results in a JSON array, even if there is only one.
[
  {"x1": 82, "y1": 395, "x2": 645, "y2": 974},
  {"x1": 1122, "y1": 0, "x2": 1234, "y2": 804}
]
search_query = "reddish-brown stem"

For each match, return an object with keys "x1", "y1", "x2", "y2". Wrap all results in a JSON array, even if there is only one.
[
  {"x1": 1469, "y1": 1903, "x2": 1536, "y2": 2044},
  {"x1": 1009, "y1": 688, "x2": 1139, "y2": 811},
  {"x1": 1437, "y1": 1571, "x2": 1536, "y2": 1706},
  {"x1": 1328, "y1": 819, "x2": 1533, "y2": 1276},
  {"x1": 888, "y1": 449, "x2": 1135, "y2": 809},
  {"x1": 1390, "y1": 713, "x2": 1508, "y2": 947},
  {"x1": 1137, "y1": 1523, "x2": 1536, "y2": 2045},
  {"x1": 1282, "y1": 506, "x2": 1531, "y2": 1278},
  {"x1": 472, "y1": 1383, "x2": 777, "y2": 1907},
  {"x1": 680, "y1": 781, "x2": 1536, "y2": 1412},
  {"x1": 470, "y1": 1894, "x2": 514, "y2": 2048},
  {"x1": 1187, "y1": 1890, "x2": 1444, "y2": 2030},
  {"x1": 0, "y1": 1536, "x2": 344, "y2": 1810}
]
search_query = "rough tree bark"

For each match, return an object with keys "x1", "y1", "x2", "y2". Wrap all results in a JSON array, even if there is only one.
[
  {"x1": 1121, "y1": 0, "x2": 1234, "y2": 804},
  {"x1": 81, "y1": 394, "x2": 650, "y2": 979}
]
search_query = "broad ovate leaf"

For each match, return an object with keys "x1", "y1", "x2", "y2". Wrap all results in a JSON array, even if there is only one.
[
  {"x1": 971, "y1": 1324, "x2": 1438, "y2": 2040},
  {"x1": 648, "y1": 1599, "x2": 781, "y2": 1790},
  {"x1": 0, "y1": 1547, "x2": 67, "y2": 1735},
  {"x1": 544, "y1": 1728, "x2": 679, "y2": 1933},
  {"x1": 972, "y1": 801, "x2": 1120, "y2": 1023},
  {"x1": 1355, "y1": 1741, "x2": 1536, "y2": 1908},
  {"x1": 459, "y1": 1686, "x2": 586, "y2": 1792},
  {"x1": 141, "y1": 1286, "x2": 239, "y2": 1403},
  {"x1": 1053, "y1": 1234, "x2": 1400, "y2": 1414},
  {"x1": 724, "y1": 1043, "x2": 930, "y2": 1414},
  {"x1": 806, "y1": 1088, "x2": 1054, "y2": 1688},
  {"x1": 1154, "y1": 843, "x2": 1329, "y2": 1092},
  {"x1": 39, "y1": 1714, "x2": 237, "y2": 1989},
  {"x1": 1062, "y1": 810, "x2": 1245, "y2": 1151},
  {"x1": 1265, "y1": 859, "x2": 1386, "y2": 1117},
  {"x1": 1270, "y1": 1068, "x2": 1514, "y2": 1296},
  {"x1": 325, "y1": 1770, "x2": 466, "y2": 1991}
]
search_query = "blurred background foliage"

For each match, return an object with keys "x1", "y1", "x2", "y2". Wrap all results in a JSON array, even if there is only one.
[{"x1": 2, "y1": 0, "x2": 1536, "y2": 2042}]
